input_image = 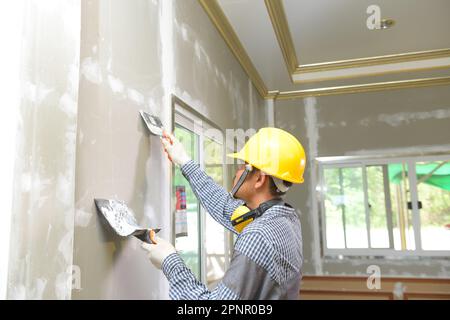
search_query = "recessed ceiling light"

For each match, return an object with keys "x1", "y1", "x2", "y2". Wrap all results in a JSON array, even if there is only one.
[{"x1": 380, "y1": 19, "x2": 395, "y2": 29}]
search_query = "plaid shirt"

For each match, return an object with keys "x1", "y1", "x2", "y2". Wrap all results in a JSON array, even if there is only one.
[{"x1": 162, "y1": 160, "x2": 303, "y2": 300}]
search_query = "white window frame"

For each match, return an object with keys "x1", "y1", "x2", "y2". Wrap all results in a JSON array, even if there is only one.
[
  {"x1": 173, "y1": 102, "x2": 232, "y2": 284},
  {"x1": 317, "y1": 153, "x2": 450, "y2": 258}
]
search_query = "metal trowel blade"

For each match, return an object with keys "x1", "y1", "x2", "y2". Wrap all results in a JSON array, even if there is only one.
[
  {"x1": 94, "y1": 198, "x2": 161, "y2": 244},
  {"x1": 140, "y1": 110, "x2": 164, "y2": 136}
]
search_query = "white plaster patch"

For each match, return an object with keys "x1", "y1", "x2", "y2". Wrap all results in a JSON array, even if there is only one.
[
  {"x1": 58, "y1": 232, "x2": 73, "y2": 264},
  {"x1": 347, "y1": 144, "x2": 450, "y2": 157},
  {"x1": 378, "y1": 108, "x2": 450, "y2": 127},
  {"x1": 55, "y1": 271, "x2": 70, "y2": 300},
  {"x1": 46, "y1": 224, "x2": 52, "y2": 245},
  {"x1": 56, "y1": 173, "x2": 72, "y2": 205},
  {"x1": 107, "y1": 56, "x2": 112, "y2": 72},
  {"x1": 21, "y1": 172, "x2": 52, "y2": 196},
  {"x1": 78, "y1": 131, "x2": 84, "y2": 145},
  {"x1": 31, "y1": 278, "x2": 47, "y2": 300},
  {"x1": 23, "y1": 82, "x2": 53, "y2": 104},
  {"x1": 144, "y1": 204, "x2": 156, "y2": 221},
  {"x1": 147, "y1": 97, "x2": 159, "y2": 115},
  {"x1": 359, "y1": 118, "x2": 370, "y2": 127},
  {"x1": 8, "y1": 285, "x2": 26, "y2": 300},
  {"x1": 75, "y1": 209, "x2": 92, "y2": 228},
  {"x1": 21, "y1": 172, "x2": 32, "y2": 192},
  {"x1": 107, "y1": 74, "x2": 124, "y2": 94},
  {"x1": 80, "y1": 57, "x2": 102, "y2": 84},
  {"x1": 220, "y1": 73, "x2": 227, "y2": 87},
  {"x1": 37, "y1": 195, "x2": 49, "y2": 209},
  {"x1": 67, "y1": 63, "x2": 80, "y2": 97},
  {"x1": 59, "y1": 93, "x2": 77, "y2": 118},
  {"x1": 318, "y1": 121, "x2": 348, "y2": 128},
  {"x1": 304, "y1": 97, "x2": 322, "y2": 274},
  {"x1": 179, "y1": 23, "x2": 189, "y2": 42},
  {"x1": 194, "y1": 41, "x2": 202, "y2": 61},
  {"x1": 174, "y1": 88, "x2": 210, "y2": 119},
  {"x1": 127, "y1": 88, "x2": 145, "y2": 105}
]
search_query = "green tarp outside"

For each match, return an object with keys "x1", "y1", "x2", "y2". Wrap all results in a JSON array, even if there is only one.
[{"x1": 388, "y1": 162, "x2": 450, "y2": 191}]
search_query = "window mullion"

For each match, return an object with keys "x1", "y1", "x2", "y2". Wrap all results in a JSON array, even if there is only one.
[
  {"x1": 222, "y1": 141, "x2": 231, "y2": 270},
  {"x1": 198, "y1": 131, "x2": 207, "y2": 284},
  {"x1": 318, "y1": 164, "x2": 328, "y2": 253},
  {"x1": 338, "y1": 168, "x2": 348, "y2": 249},
  {"x1": 362, "y1": 165, "x2": 372, "y2": 249},
  {"x1": 408, "y1": 160, "x2": 422, "y2": 252},
  {"x1": 382, "y1": 165, "x2": 395, "y2": 249}
]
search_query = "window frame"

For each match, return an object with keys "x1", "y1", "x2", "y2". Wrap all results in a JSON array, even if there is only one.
[
  {"x1": 317, "y1": 152, "x2": 450, "y2": 258},
  {"x1": 171, "y1": 95, "x2": 233, "y2": 284}
]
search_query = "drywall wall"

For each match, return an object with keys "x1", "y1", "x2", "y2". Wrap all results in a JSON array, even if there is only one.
[
  {"x1": 7, "y1": 0, "x2": 81, "y2": 299},
  {"x1": 72, "y1": 0, "x2": 169, "y2": 299},
  {"x1": 275, "y1": 84, "x2": 450, "y2": 278},
  {"x1": 173, "y1": 0, "x2": 265, "y2": 130},
  {"x1": 0, "y1": 1, "x2": 24, "y2": 299},
  {"x1": 4, "y1": 0, "x2": 265, "y2": 300},
  {"x1": 71, "y1": 0, "x2": 266, "y2": 300}
]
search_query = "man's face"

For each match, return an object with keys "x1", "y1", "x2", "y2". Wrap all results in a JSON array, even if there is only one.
[
  {"x1": 232, "y1": 164, "x2": 247, "y2": 200},
  {"x1": 232, "y1": 163, "x2": 261, "y2": 201}
]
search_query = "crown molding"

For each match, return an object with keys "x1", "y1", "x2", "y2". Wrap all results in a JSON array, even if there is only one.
[
  {"x1": 198, "y1": 0, "x2": 269, "y2": 98},
  {"x1": 275, "y1": 76, "x2": 450, "y2": 99},
  {"x1": 200, "y1": 0, "x2": 450, "y2": 101},
  {"x1": 265, "y1": 0, "x2": 450, "y2": 82}
]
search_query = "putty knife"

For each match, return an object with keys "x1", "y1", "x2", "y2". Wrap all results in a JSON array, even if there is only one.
[
  {"x1": 140, "y1": 110, "x2": 164, "y2": 136},
  {"x1": 94, "y1": 198, "x2": 160, "y2": 244}
]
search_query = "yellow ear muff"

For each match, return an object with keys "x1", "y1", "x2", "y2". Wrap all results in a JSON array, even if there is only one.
[{"x1": 230, "y1": 205, "x2": 253, "y2": 233}]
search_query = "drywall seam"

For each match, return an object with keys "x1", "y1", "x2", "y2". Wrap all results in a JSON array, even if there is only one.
[
  {"x1": 248, "y1": 79, "x2": 255, "y2": 128},
  {"x1": 304, "y1": 97, "x2": 323, "y2": 274},
  {"x1": 156, "y1": 0, "x2": 175, "y2": 299},
  {"x1": 265, "y1": 98, "x2": 275, "y2": 127},
  {"x1": 358, "y1": 108, "x2": 450, "y2": 127}
]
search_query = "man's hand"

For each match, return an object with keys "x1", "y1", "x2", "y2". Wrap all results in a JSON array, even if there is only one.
[
  {"x1": 141, "y1": 236, "x2": 177, "y2": 269},
  {"x1": 161, "y1": 131, "x2": 191, "y2": 167}
]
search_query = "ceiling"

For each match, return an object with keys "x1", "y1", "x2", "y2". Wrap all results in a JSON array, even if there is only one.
[{"x1": 200, "y1": 0, "x2": 450, "y2": 100}]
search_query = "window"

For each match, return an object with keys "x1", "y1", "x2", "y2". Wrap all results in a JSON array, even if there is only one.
[
  {"x1": 318, "y1": 154, "x2": 450, "y2": 256},
  {"x1": 172, "y1": 100, "x2": 233, "y2": 286}
]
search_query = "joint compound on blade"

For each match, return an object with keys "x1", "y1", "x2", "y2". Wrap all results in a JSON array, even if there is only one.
[{"x1": 98, "y1": 200, "x2": 140, "y2": 236}]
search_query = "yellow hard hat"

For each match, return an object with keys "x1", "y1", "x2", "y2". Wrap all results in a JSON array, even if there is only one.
[{"x1": 227, "y1": 127, "x2": 306, "y2": 184}]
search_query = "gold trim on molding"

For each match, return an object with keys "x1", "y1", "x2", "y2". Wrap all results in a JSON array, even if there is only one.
[
  {"x1": 264, "y1": 0, "x2": 450, "y2": 81},
  {"x1": 275, "y1": 76, "x2": 450, "y2": 100},
  {"x1": 264, "y1": 0, "x2": 298, "y2": 74},
  {"x1": 293, "y1": 64, "x2": 450, "y2": 84},
  {"x1": 199, "y1": 1, "x2": 450, "y2": 101},
  {"x1": 296, "y1": 48, "x2": 450, "y2": 74},
  {"x1": 198, "y1": 0, "x2": 269, "y2": 98}
]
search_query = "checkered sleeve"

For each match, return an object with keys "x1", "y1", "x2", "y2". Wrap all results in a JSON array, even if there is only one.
[
  {"x1": 181, "y1": 160, "x2": 243, "y2": 234},
  {"x1": 162, "y1": 253, "x2": 239, "y2": 300}
]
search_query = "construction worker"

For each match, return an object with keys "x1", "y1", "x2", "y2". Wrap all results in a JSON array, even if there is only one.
[{"x1": 141, "y1": 127, "x2": 306, "y2": 300}]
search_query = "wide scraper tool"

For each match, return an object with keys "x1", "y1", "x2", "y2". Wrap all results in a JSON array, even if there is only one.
[
  {"x1": 94, "y1": 198, "x2": 160, "y2": 244},
  {"x1": 140, "y1": 110, "x2": 164, "y2": 136}
]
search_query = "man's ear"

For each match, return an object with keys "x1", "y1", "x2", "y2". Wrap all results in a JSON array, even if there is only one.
[{"x1": 254, "y1": 171, "x2": 267, "y2": 190}]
